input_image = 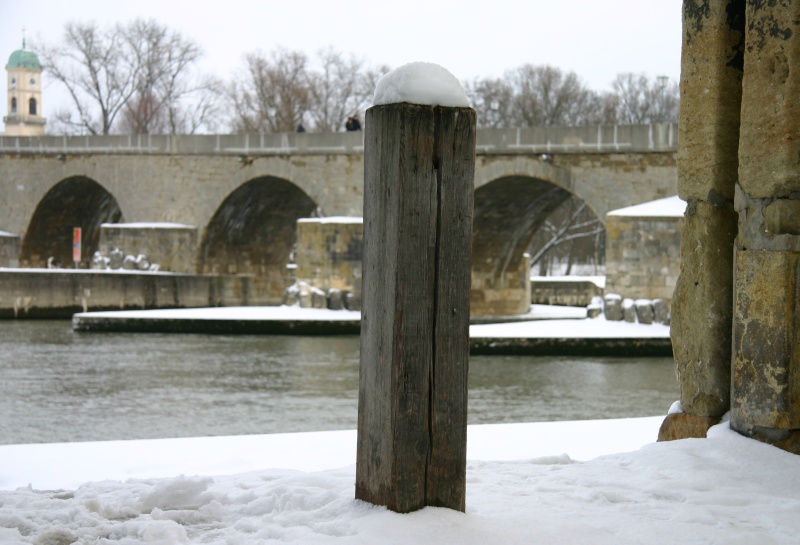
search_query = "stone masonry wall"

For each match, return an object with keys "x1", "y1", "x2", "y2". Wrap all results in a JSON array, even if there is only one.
[
  {"x1": 98, "y1": 223, "x2": 198, "y2": 273},
  {"x1": 0, "y1": 269, "x2": 280, "y2": 318},
  {"x1": 295, "y1": 218, "x2": 364, "y2": 296},
  {"x1": 0, "y1": 231, "x2": 20, "y2": 267},
  {"x1": 669, "y1": 0, "x2": 743, "y2": 424},
  {"x1": 664, "y1": 0, "x2": 800, "y2": 454},
  {"x1": 730, "y1": 0, "x2": 800, "y2": 452},
  {"x1": 471, "y1": 253, "x2": 531, "y2": 317},
  {"x1": 605, "y1": 215, "x2": 683, "y2": 302}
]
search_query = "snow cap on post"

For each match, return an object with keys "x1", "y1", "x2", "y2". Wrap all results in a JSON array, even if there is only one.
[{"x1": 373, "y1": 62, "x2": 470, "y2": 107}]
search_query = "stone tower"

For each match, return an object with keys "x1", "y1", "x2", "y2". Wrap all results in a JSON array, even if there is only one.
[{"x1": 3, "y1": 39, "x2": 46, "y2": 136}]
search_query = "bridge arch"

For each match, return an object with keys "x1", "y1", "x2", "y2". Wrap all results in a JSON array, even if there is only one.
[
  {"x1": 20, "y1": 176, "x2": 123, "y2": 268},
  {"x1": 474, "y1": 155, "x2": 604, "y2": 223},
  {"x1": 471, "y1": 173, "x2": 600, "y2": 317},
  {"x1": 198, "y1": 175, "x2": 318, "y2": 299}
]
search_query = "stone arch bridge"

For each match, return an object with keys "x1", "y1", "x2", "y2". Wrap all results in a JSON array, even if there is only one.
[{"x1": 0, "y1": 124, "x2": 677, "y2": 315}]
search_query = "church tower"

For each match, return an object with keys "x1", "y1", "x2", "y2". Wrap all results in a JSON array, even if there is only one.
[{"x1": 3, "y1": 39, "x2": 46, "y2": 136}]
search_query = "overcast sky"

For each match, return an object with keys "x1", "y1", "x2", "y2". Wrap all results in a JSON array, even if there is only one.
[{"x1": 1, "y1": 0, "x2": 683, "y2": 124}]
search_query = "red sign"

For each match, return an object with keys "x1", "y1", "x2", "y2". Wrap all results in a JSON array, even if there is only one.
[{"x1": 73, "y1": 227, "x2": 81, "y2": 264}]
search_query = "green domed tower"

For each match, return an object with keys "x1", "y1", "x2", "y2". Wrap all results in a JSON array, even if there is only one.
[{"x1": 4, "y1": 39, "x2": 46, "y2": 136}]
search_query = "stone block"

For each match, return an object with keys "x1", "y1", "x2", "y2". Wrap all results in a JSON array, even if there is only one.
[
  {"x1": 677, "y1": 0, "x2": 745, "y2": 201},
  {"x1": 764, "y1": 199, "x2": 800, "y2": 236},
  {"x1": 622, "y1": 298, "x2": 636, "y2": 323},
  {"x1": 657, "y1": 413, "x2": 722, "y2": 442},
  {"x1": 736, "y1": 426, "x2": 800, "y2": 456},
  {"x1": 529, "y1": 278, "x2": 603, "y2": 307},
  {"x1": 108, "y1": 248, "x2": 124, "y2": 269},
  {"x1": 327, "y1": 288, "x2": 343, "y2": 310},
  {"x1": 297, "y1": 282, "x2": 312, "y2": 308},
  {"x1": 295, "y1": 218, "x2": 363, "y2": 297},
  {"x1": 310, "y1": 287, "x2": 327, "y2": 309},
  {"x1": 344, "y1": 291, "x2": 361, "y2": 311},
  {"x1": 653, "y1": 298, "x2": 670, "y2": 325},
  {"x1": 731, "y1": 249, "x2": 800, "y2": 431},
  {"x1": 0, "y1": 231, "x2": 20, "y2": 268},
  {"x1": 738, "y1": 1, "x2": 800, "y2": 198},
  {"x1": 671, "y1": 199, "x2": 738, "y2": 417},
  {"x1": 634, "y1": 299, "x2": 654, "y2": 324},
  {"x1": 282, "y1": 286, "x2": 299, "y2": 307},
  {"x1": 604, "y1": 293, "x2": 623, "y2": 321},
  {"x1": 587, "y1": 303, "x2": 602, "y2": 319}
]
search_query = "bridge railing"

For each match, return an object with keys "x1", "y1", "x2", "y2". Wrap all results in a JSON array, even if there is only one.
[{"x1": 0, "y1": 123, "x2": 677, "y2": 156}]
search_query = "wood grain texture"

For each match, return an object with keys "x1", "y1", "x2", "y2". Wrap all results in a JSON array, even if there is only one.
[
  {"x1": 427, "y1": 107, "x2": 475, "y2": 511},
  {"x1": 356, "y1": 103, "x2": 475, "y2": 513}
]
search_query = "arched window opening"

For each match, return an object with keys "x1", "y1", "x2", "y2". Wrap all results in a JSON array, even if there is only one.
[
  {"x1": 28, "y1": 98, "x2": 37, "y2": 116},
  {"x1": 10, "y1": 97, "x2": 17, "y2": 114}
]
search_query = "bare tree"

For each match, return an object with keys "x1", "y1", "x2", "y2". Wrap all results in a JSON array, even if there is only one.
[
  {"x1": 38, "y1": 19, "x2": 220, "y2": 135},
  {"x1": 229, "y1": 48, "x2": 311, "y2": 133},
  {"x1": 165, "y1": 74, "x2": 226, "y2": 134},
  {"x1": 466, "y1": 65, "x2": 604, "y2": 128},
  {"x1": 36, "y1": 21, "x2": 139, "y2": 135},
  {"x1": 306, "y1": 47, "x2": 386, "y2": 132},
  {"x1": 609, "y1": 73, "x2": 679, "y2": 124},
  {"x1": 118, "y1": 19, "x2": 199, "y2": 133},
  {"x1": 529, "y1": 197, "x2": 605, "y2": 276},
  {"x1": 464, "y1": 77, "x2": 515, "y2": 128},
  {"x1": 509, "y1": 64, "x2": 602, "y2": 126}
]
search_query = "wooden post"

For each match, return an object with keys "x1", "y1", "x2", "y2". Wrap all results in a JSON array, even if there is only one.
[{"x1": 356, "y1": 102, "x2": 476, "y2": 513}]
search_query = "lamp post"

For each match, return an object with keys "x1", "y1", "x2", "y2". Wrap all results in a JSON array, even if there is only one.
[{"x1": 657, "y1": 75, "x2": 669, "y2": 147}]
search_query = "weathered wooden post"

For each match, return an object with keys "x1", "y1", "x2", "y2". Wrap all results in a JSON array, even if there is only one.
[{"x1": 356, "y1": 63, "x2": 476, "y2": 513}]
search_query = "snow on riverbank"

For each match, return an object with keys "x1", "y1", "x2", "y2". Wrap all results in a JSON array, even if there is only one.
[
  {"x1": 1, "y1": 417, "x2": 798, "y2": 543},
  {"x1": 73, "y1": 304, "x2": 669, "y2": 339},
  {"x1": 469, "y1": 316, "x2": 670, "y2": 339}
]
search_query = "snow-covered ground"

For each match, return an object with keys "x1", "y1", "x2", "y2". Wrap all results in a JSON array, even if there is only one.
[
  {"x1": 1, "y1": 416, "x2": 798, "y2": 544},
  {"x1": 607, "y1": 195, "x2": 685, "y2": 217}
]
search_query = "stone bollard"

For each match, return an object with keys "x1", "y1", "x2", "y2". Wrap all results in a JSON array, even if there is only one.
[
  {"x1": 282, "y1": 284, "x2": 300, "y2": 306},
  {"x1": 327, "y1": 288, "x2": 343, "y2": 310},
  {"x1": 343, "y1": 291, "x2": 361, "y2": 312},
  {"x1": 296, "y1": 281, "x2": 312, "y2": 308},
  {"x1": 310, "y1": 287, "x2": 327, "y2": 309},
  {"x1": 634, "y1": 299, "x2": 654, "y2": 325},
  {"x1": 603, "y1": 293, "x2": 623, "y2": 321},
  {"x1": 653, "y1": 299, "x2": 670, "y2": 325},
  {"x1": 622, "y1": 298, "x2": 636, "y2": 323},
  {"x1": 108, "y1": 248, "x2": 124, "y2": 269},
  {"x1": 135, "y1": 254, "x2": 150, "y2": 271}
]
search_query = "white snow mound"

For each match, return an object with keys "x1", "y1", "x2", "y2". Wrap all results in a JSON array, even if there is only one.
[{"x1": 373, "y1": 62, "x2": 470, "y2": 107}]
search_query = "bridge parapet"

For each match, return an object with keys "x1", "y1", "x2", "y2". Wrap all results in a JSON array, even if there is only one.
[{"x1": 0, "y1": 123, "x2": 677, "y2": 156}]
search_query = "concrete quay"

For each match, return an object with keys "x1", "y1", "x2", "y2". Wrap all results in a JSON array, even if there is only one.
[
  {"x1": 0, "y1": 268, "x2": 282, "y2": 319},
  {"x1": 70, "y1": 305, "x2": 672, "y2": 358}
]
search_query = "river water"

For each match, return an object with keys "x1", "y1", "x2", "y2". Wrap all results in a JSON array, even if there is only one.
[{"x1": 0, "y1": 321, "x2": 679, "y2": 445}]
